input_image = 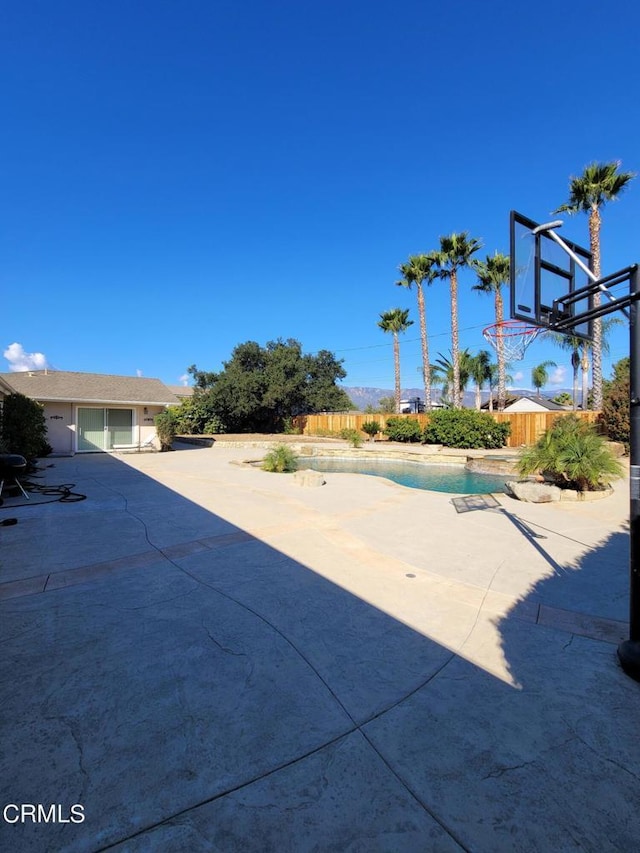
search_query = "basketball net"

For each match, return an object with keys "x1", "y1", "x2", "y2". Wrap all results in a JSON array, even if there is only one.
[{"x1": 482, "y1": 320, "x2": 544, "y2": 362}]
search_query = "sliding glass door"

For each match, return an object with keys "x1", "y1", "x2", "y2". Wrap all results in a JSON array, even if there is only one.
[{"x1": 77, "y1": 408, "x2": 134, "y2": 451}]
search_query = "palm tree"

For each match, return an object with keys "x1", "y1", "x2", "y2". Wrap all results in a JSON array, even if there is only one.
[
  {"x1": 551, "y1": 316, "x2": 623, "y2": 409},
  {"x1": 432, "y1": 232, "x2": 483, "y2": 409},
  {"x1": 531, "y1": 360, "x2": 557, "y2": 397},
  {"x1": 396, "y1": 253, "x2": 437, "y2": 411},
  {"x1": 549, "y1": 333, "x2": 581, "y2": 410},
  {"x1": 554, "y1": 161, "x2": 635, "y2": 409},
  {"x1": 377, "y1": 308, "x2": 414, "y2": 414},
  {"x1": 469, "y1": 350, "x2": 493, "y2": 410},
  {"x1": 472, "y1": 252, "x2": 509, "y2": 411},
  {"x1": 430, "y1": 349, "x2": 473, "y2": 408}
]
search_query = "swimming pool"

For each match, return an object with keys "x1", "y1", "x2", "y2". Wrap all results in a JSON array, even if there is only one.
[{"x1": 296, "y1": 456, "x2": 507, "y2": 494}]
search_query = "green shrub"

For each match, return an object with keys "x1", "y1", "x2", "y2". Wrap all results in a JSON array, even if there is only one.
[
  {"x1": 282, "y1": 417, "x2": 303, "y2": 435},
  {"x1": 361, "y1": 420, "x2": 381, "y2": 441},
  {"x1": 262, "y1": 444, "x2": 298, "y2": 472},
  {"x1": 340, "y1": 427, "x2": 363, "y2": 447},
  {"x1": 424, "y1": 410, "x2": 510, "y2": 449},
  {"x1": 154, "y1": 411, "x2": 176, "y2": 452},
  {"x1": 600, "y1": 357, "x2": 629, "y2": 448},
  {"x1": 203, "y1": 415, "x2": 226, "y2": 434},
  {"x1": 384, "y1": 417, "x2": 423, "y2": 443},
  {"x1": 518, "y1": 415, "x2": 623, "y2": 491},
  {"x1": 0, "y1": 393, "x2": 50, "y2": 459}
]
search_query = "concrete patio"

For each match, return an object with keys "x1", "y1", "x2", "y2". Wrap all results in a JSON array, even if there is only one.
[{"x1": 1, "y1": 442, "x2": 639, "y2": 852}]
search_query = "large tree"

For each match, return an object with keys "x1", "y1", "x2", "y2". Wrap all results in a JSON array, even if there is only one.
[
  {"x1": 432, "y1": 232, "x2": 482, "y2": 409},
  {"x1": 472, "y1": 252, "x2": 510, "y2": 410},
  {"x1": 184, "y1": 339, "x2": 351, "y2": 433},
  {"x1": 396, "y1": 253, "x2": 437, "y2": 410},
  {"x1": 554, "y1": 161, "x2": 635, "y2": 409},
  {"x1": 377, "y1": 308, "x2": 414, "y2": 414}
]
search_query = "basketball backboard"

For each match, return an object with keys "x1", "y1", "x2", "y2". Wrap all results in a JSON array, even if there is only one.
[{"x1": 510, "y1": 210, "x2": 594, "y2": 341}]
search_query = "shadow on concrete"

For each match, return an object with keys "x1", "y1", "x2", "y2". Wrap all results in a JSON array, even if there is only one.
[{"x1": 1, "y1": 450, "x2": 638, "y2": 853}]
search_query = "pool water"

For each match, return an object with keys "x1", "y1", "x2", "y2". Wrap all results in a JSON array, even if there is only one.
[{"x1": 296, "y1": 456, "x2": 507, "y2": 494}]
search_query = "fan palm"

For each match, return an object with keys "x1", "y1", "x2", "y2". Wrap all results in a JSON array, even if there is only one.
[
  {"x1": 432, "y1": 232, "x2": 483, "y2": 409},
  {"x1": 531, "y1": 360, "x2": 557, "y2": 397},
  {"x1": 472, "y1": 252, "x2": 509, "y2": 410},
  {"x1": 554, "y1": 161, "x2": 635, "y2": 409},
  {"x1": 396, "y1": 253, "x2": 438, "y2": 411},
  {"x1": 469, "y1": 350, "x2": 493, "y2": 410},
  {"x1": 430, "y1": 349, "x2": 473, "y2": 408},
  {"x1": 377, "y1": 308, "x2": 414, "y2": 414}
]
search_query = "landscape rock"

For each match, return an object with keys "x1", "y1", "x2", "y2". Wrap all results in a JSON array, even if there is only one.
[
  {"x1": 504, "y1": 480, "x2": 561, "y2": 503},
  {"x1": 293, "y1": 469, "x2": 326, "y2": 487}
]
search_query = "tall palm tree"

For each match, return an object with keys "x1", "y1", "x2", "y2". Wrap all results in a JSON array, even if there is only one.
[
  {"x1": 554, "y1": 161, "x2": 635, "y2": 409},
  {"x1": 472, "y1": 252, "x2": 509, "y2": 411},
  {"x1": 396, "y1": 253, "x2": 438, "y2": 411},
  {"x1": 573, "y1": 316, "x2": 623, "y2": 409},
  {"x1": 432, "y1": 232, "x2": 483, "y2": 409},
  {"x1": 531, "y1": 360, "x2": 557, "y2": 397},
  {"x1": 549, "y1": 333, "x2": 581, "y2": 409},
  {"x1": 469, "y1": 350, "x2": 493, "y2": 410},
  {"x1": 377, "y1": 308, "x2": 414, "y2": 414},
  {"x1": 430, "y1": 349, "x2": 473, "y2": 408}
]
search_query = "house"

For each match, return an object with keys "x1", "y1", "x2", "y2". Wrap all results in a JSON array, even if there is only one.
[
  {"x1": 482, "y1": 395, "x2": 570, "y2": 413},
  {"x1": 0, "y1": 370, "x2": 180, "y2": 455}
]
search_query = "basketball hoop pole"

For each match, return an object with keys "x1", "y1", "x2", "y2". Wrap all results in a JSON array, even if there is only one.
[
  {"x1": 519, "y1": 213, "x2": 640, "y2": 679},
  {"x1": 618, "y1": 264, "x2": 640, "y2": 680}
]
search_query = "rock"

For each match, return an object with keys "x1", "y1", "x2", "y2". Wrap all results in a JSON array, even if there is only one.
[
  {"x1": 605, "y1": 441, "x2": 626, "y2": 458},
  {"x1": 293, "y1": 469, "x2": 326, "y2": 487},
  {"x1": 504, "y1": 481, "x2": 561, "y2": 503}
]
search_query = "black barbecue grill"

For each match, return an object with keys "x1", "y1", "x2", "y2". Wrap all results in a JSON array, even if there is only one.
[{"x1": 0, "y1": 454, "x2": 29, "y2": 501}]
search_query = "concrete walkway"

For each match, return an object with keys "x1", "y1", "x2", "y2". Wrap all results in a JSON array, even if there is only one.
[{"x1": 1, "y1": 443, "x2": 638, "y2": 852}]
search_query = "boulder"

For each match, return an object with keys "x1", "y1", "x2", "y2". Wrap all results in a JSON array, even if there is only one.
[
  {"x1": 504, "y1": 481, "x2": 561, "y2": 503},
  {"x1": 293, "y1": 469, "x2": 326, "y2": 487}
]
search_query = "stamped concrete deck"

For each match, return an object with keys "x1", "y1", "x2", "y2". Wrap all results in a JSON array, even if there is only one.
[{"x1": 0, "y1": 442, "x2": 638, "y2": 852}]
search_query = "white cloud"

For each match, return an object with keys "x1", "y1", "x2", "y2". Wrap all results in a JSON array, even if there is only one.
[
  {"x1": 179, "y1": 373, "x2": 190, "y2": 386},
  {"x1": 3, "y1": 342, "x2": 50, "y2": 372},
  {"x1": 510, "y1": 371, "x2": 524, "y2": 384},
  {"x1": 136, "y1": 369, "x2": 143, "y2": 377},
  {"x1": 549, "y1": 366, "x2": 566, "y2": 385}
]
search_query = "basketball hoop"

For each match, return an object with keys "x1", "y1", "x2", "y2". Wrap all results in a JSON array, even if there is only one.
[{"x1": 482, "y1": 320, "x2": 544, "y2": 362}]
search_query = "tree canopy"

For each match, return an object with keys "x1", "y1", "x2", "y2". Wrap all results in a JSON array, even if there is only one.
[{"x1": 181, "y1": 339, "x2": 352, "y2": 433}]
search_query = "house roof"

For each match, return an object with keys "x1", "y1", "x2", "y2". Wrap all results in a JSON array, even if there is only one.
[
  {"x1": 0, "y1": 371, "x2": 180, "y2": 406},
  {"x1": 166, "y1": 384, "x2": 194, "y2": 398},
  {"x1": 0, "y1": 374, "x2": 15, "y2": 395},
  {"x1": 481, "y1": 395, "x2": 570, "y2": 411}
]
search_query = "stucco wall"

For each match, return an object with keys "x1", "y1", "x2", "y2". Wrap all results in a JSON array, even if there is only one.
[{"x1": 42, "y1": 402, "x2": 75, "y2": 455}]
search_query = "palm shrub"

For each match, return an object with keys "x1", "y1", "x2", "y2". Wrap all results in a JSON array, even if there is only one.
[
  {"x1": 518, "y1": 415, "x2": 623, "y2": 491},
  {"x1": 384, "y1": 417, "x2": 423, "y2": 443},
  {"x1": 340, "y1": 427, "x2": 363, "y2": 447},
  {"x1": 424, "y1": 410, "x2": 510, "y2": 449},
  {"x1": 262, "y1": 444, "x2": 298, "y2": 472},
  {"x1": 361, "y1": 420, "x2": 381, "y2": 441}
]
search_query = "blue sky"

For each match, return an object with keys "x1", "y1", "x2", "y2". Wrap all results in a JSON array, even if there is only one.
[{"x1": 2, "y1": 0, "x2": 639, "y2": 396}]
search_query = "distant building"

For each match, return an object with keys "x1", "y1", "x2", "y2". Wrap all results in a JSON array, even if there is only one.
[
  {"x1": 481, "y1": 395, "x2": 570, "y2": 413},
  {"x1": 399, "y1": 397, "x2": 425, "y2": 414}
]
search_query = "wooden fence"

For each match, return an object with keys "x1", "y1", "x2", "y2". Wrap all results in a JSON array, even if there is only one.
[{"x1": 293, "y1": 410, "x2": 602, "y2": 448}]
